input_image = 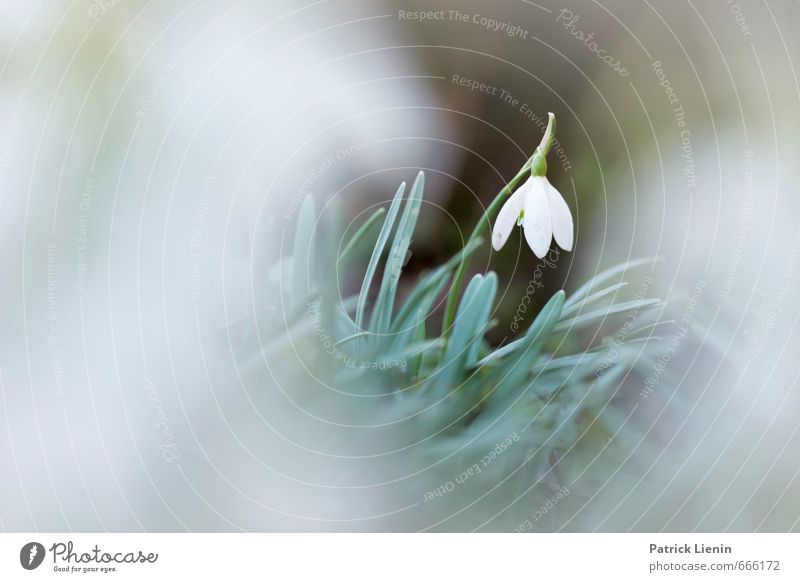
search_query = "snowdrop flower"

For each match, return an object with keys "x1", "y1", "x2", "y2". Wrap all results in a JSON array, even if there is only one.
[
  {"x1": 492, "y1": 115, "x2": 574, "y2": 259},
  {"x1": 491, "y1": 163, "x2": 574, "y2": 258},
  {"x1": 442, "y1": 112, "x2": 573, "y2": 335}
]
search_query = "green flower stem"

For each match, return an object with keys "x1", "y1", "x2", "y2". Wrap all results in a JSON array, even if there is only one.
[
  {"x1": 440, "y1": 160, "x2": 532, "y2": 337},
  {"x1": 440, "y1": 112, "x2": 557, "y2": 340}
]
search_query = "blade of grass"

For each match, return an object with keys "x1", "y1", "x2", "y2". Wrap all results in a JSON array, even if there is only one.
[
  {"x1": 354, "y1": 181, "x2": 406, "y2": 330},
  {"x1": 408, "y1": 309, "x2": 426, "y2": 378},
  {"x1": 391, "y1": 237, "x2": 483, "y2": 334},
  {"x1": 291, "y1": 195, "x2": 316, "y2": 309},
  {"x1": 427, "y1": 273, "x2": 494, "y2": 394},
  {"x1": 561, "y1": 282, "x2": 628, "y2": 317},
  {"x1": 334, "y1": 331, "x2": 370, "y2": 348},
  {"x1": 485, "y1": 290, "x2": 565, "y2": 405},
  {"x1": 563, "y1": 257, "x2": 660, "y2": 311},
  {"x1": 370, "y1": 171, "x2": 425, "y2": 333},
  {"x1": 337, "y1": 207, "x2": 386, "y2": 266},
  {"x1": 554, "y1": 299, "x2": 661, "y2": 333}
]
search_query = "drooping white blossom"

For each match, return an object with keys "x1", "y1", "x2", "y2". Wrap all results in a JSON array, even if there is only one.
[{"x1": 492, "y1": 174, "x2": 573, "y2": 258}]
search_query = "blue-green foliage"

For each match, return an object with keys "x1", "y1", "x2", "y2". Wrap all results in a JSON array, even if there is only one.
[{"x1": 270, "y1": 174, "x2": 673, "y2": 509}]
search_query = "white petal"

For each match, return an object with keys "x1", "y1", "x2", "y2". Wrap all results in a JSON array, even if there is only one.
[
  {"x1": 491, "y1": 183, "x2": 526, "y2": 251},
  {"x1": 522, "y1": 177, "x2": 552, "y2": 258},
  {"x1": 546, "y1": 180, "x2": 574, "y2": 251}
]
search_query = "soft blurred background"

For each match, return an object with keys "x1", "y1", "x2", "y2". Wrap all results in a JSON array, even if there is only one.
[{"x1": 1, "y1": 0, "x2": 799, "y2": 531}]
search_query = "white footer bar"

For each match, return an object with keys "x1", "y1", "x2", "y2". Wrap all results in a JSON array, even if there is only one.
[{"x1": 1, "y1": 533, "x2": 796, "y2": 581}]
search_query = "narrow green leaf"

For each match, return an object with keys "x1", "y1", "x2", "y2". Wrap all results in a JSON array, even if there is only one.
[
  {"x1": 390, "y1": 237, "x2": 483, "y2": 334},
  {"x1": 424, "y1": 273, "x2": 482, "y2": 392},
  {"x1": 466, "y1": 273, "x2": 498, "y2": 367},
  {"x1": 446, "y1": 274, "x2": 497, "y2": 360},
  {"x1": 337, "y1": 207, "x2": 386, "y2": 266},
  {"x1": 563, "y1": 257, "x2": 660, "y2": 311},
  {"x1": 475, "y1": 336, "x2": 524, "y2": 367},
  {"x1": 554, "y1": 299, "x2": 661, "y2": 333},
  {"x1": 390, "y1": 273, "x2": 448, "y2": 344},
  {"x1": 291, "y1": 195, "x2": 316, "y2": 308},
  {"x1": 334, "y1": 331, "x2": 370, "y2": 348},
  {"x1": 333, "y1": 305, "x2": 359, "y2": 339},
  {"x1": 427, "y1": 273, "x2": 497, "y2": 395},
  {"x1": 408, "y1": 309, "x2": 426, "y2": 378},
  {"x1": 561, "y1": 282, "x2": 628, "y2": 317},
  {"x1": 387, "y1": 338, "x2": 443, "y2": 361},
  {"x1": 485, "y1": 290, "x2": 565, "y2": 405},
  {"x1": 354, "y1": 181, "x2": 406, "y2": 330},
  {"x1": 370, "y1": 171, "x2": 425, "y2": 333},
  {"x1": 532, "y1": 350, "x2": 597, "y2": 374}
]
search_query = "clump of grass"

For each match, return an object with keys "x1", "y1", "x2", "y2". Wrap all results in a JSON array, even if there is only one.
[
  {"x1": 249, "y1": 167, "x2": 676, "y2": 530},
  {"x1": 240, "y1": 107, "x2": 687, "y2": 531}
]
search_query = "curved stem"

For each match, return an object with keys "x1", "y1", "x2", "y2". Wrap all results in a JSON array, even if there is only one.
[
  {"x1": 441, "y1": 113, "x2": 557, "y2": 340},
  {"x1": 440, "y1": 160, "x2": 532, "y2": 337}
]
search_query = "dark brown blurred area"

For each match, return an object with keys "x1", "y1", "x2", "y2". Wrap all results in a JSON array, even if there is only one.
[{"x1": 338, "y1": 0, "x2": 800, "y2": 340}]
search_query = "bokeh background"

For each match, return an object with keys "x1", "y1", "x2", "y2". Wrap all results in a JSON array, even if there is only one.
[{"x1": 1, "y1": 0, "x2": 799, "y2": 531}]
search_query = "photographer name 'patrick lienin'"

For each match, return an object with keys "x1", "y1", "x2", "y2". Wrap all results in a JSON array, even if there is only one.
[{"x1": 650, "y1": 543, "x2": 733, "y2": 555}]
